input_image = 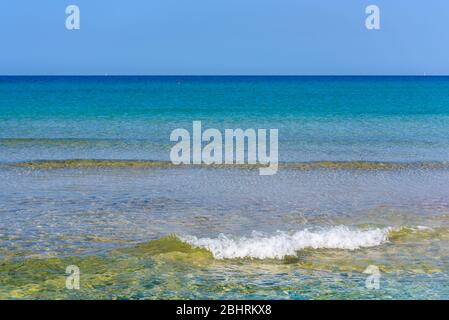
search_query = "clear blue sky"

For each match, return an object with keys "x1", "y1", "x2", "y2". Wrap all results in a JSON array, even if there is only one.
[{"x1": 1, "y1": 0, "x2": 448, "y2": 75}]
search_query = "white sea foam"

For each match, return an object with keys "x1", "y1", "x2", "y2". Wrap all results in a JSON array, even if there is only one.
[{"x1": 180, "y1": 226, "x2": 391, "y2": 259}]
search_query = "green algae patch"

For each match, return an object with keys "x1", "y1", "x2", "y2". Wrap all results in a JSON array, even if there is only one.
[
  {"x1": 389, "y1": 226, "x2": 449, "y2": 242},
  {"x1": 14, "y1": 159, "x2": 174, "y2": 169},
  {"x1": 13, "y1": 159, "x2": 449, "y2": 171},
  {"x1": 123, "y1": 235, "x2": 213, "y2": 260},
  {"x1": 0, "y1": 236, "x2": 217, "y2": 299}
]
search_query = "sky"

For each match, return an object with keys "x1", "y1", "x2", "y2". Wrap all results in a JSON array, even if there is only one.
[{"x1": 1, "y1": 0, "x2": 449, "y2": 75}]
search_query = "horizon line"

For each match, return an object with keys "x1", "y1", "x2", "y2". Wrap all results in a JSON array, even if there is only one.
[{"x1": 1, "y1": 74, "x2": 448, "y2": 77}]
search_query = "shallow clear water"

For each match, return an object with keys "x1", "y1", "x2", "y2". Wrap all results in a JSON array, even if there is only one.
[{"x1": 1, "y1": 76, "x2": 449, "y2": 299}]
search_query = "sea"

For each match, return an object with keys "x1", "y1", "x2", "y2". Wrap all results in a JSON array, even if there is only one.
[{"x1": 1, "y1": 76, "x2": 449, "y2": 299}]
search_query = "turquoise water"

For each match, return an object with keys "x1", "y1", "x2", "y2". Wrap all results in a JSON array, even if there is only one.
[
  {"x1": 1, "y1": 76, "x2": 449, "y2": 299},
  {"x1": 2, "y1": 76, "x2": 449, "y2": 162}
]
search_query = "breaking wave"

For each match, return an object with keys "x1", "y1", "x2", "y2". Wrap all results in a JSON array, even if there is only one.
[{"x1": 180, "y1": 226, "x2": 391, "y2": 259}]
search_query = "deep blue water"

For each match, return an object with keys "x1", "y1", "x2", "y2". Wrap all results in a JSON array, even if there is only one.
[{"x1": 1, "y1": 76, "x2": 449, "y2": 163}]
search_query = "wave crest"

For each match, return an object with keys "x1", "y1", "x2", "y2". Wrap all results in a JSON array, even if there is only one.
[{"x1": 180, "y1": 226, "x2": 391, "y2": 259}]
